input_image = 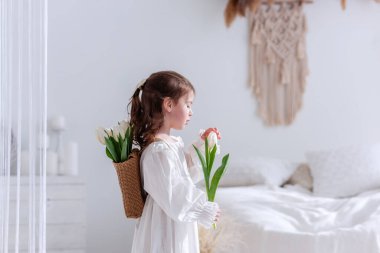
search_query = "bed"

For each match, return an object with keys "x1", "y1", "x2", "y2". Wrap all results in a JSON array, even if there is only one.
[
  {"x1": 214, "y1": 185, "x2": 380, "y2": 253},
  {"x1": 199, "y1": 143, "x2": 380, "y2": 253}
]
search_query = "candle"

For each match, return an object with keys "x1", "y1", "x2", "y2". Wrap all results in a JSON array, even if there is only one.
[
  {"x1": 46, "y1": 151, "x2": 58, "y2": 175},
  {"x1": 64, "y1": 141, "x2": 78, "y2": 176},
  {"x1": 49, "y1": 115, "x2": 66, "y2": 131}
]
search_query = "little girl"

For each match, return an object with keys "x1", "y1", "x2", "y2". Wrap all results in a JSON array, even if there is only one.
[{"x1": 129, "y1": 71, "x2": 221, "y2": 253}]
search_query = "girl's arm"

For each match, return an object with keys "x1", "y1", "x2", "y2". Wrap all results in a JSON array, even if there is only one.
[
  {"x1": 142, "y1": 142, "x2": 218, "y2": 229},
  {"x1": 184, "y1": 138, "x2": 204, "y2": 184}
]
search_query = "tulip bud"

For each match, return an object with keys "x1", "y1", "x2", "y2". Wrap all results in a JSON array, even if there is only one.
[
  {"x1": 118, "y1": 120, "x2": 130, "y2": 138},
  {"x1": 104, "y1": 128, "x2": 113, "y2": 138},
  {"x1": 96, "y1": 127, "x2": 107, "y2": 145}
]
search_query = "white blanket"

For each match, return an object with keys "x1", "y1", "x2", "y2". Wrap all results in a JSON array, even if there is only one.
[{"x1": 214, "y1": 185, "x2": 380, "y2": 253}]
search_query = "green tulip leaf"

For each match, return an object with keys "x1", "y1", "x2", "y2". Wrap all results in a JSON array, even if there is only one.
[
  {"x1": 209, "y1": 154, "x2": 229, "y2": 202},
  {"x1": 105, "y1": 147, "x2": 113, "y2": 160},
  {"x1": 205, "y1": 138, "x2": 209, "y2": 170},
  {"x1": 209, "y1": 144, "x2": 217, "y2": 172},
  {"x1": 118, "y1": 133, "x2": 123, "y2": 152},
  {"x1": 193, "y1": 145, "x2": 206, "y2": 170},
  {"x1": 120, "y1": 137, "x2": 129, "y2": 162},
  {"x1": 105, "y1": 137, "x2": 118, "y2": 162},
  {"x1": 109, "y1": 136, "x2": 121, "y2": 162},
  {"x1": 193, "y1": 144, "x2": 209, "y2": 191}
]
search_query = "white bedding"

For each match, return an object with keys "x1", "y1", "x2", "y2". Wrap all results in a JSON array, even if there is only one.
[{"x1": 214, "y1": 185, "x2": 380, "y2": 253}]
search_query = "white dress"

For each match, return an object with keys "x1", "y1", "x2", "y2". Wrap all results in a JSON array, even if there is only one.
[{"x1": 131, "y1": 136, "x2": 219, "y2": 253}]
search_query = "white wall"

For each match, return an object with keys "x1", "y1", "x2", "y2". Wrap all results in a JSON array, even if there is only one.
[{"x1": 48, "y1": 0, "x2": 380, "y2": 252}]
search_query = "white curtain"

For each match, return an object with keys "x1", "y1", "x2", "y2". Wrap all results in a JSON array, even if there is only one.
[{"x1": 0, "y1": 0, "x2": 47, "y2": 252}]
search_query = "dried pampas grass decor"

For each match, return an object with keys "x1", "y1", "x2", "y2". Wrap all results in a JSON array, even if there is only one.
[
  {"x1": 341, "y1": 0, "x2": 347, "y2": 9},
  {"x1": 198, "y1": 213, "x2": 245, "y2": 253},
  {"x1": 224, "y1": 0, "x2": 313, "y2": 27},
  {"x1": 341, "y1": 0, "x2": 380, "y2": 9},
  {"x1": 224, "y1": 0, "x2": 380, "y2": 27}
]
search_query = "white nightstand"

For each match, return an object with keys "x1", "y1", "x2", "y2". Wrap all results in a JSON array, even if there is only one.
[{"x1": 10, "y1": 176, "x2": 86, "y2": 253}]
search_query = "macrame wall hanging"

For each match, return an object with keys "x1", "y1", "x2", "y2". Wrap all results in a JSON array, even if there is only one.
[
  {"x1": 248, "y1": 3, "x2": 309, "y2": 126},
  {"x1": 225, "y1": 0, "x2": 380, "y2": 125},
  {"x1": 225, "y1": 0, "x2": 312, "y2": 126}
]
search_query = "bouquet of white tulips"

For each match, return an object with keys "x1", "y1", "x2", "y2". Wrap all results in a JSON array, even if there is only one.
[
  {"x1": 193, "y1": 128, "x2": 230, "y2": 229},
  {"x1": 96, "y1": 120, "x2": 133, "y2": 163}
]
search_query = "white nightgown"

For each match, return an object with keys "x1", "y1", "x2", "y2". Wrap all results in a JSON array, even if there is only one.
[{"x1": 131, "y1": 136, "x2": 218, "y2": 253}]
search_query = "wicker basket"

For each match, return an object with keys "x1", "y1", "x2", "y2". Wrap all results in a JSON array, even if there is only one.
[{"x1": 113, "y1": 149, "x2": 146, "y2": 218}]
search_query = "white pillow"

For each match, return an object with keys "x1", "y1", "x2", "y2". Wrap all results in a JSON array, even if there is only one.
[
  {"x1": 306, "y1": 143, "x2": 380, "y2": 198},
  {"x1": 219, "y1": 157, "x2": 299, "y2": 187}
]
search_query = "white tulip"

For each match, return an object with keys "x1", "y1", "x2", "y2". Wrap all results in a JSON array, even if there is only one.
[
  {"x1": 197, "y1": 129, "x2": 220, "y2": 155},
  {"x1": 95, "y1": 127, "x2": 107, "y2": 145},
  {"x1": 118, "y1": 120, "x2": 130, "y2": 138},
  {"x1": 104, "y1": 128, "x2": 113, "y2": 138},
  {"x1": 113, "y1": 124, "x2": 127, "y2": 139},
  {"x1": 207, "y1": 132, "x2": 220, "y2": 155},
  {"x1": 207, "y1": 132, "x2": 218, "y2": 147}
]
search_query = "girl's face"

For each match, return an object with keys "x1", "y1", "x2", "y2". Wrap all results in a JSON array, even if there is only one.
[{"x1": 167, "y1": 91, "x2": 194, "y2": 130}]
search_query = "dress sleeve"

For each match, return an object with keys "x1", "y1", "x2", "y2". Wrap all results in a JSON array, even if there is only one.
[
  {"x1": 184, "y1": 138, "x2": 204, "y2": 184},
  {"x1": 142, "y1": 142, "x2": 218, "y2": 229}
]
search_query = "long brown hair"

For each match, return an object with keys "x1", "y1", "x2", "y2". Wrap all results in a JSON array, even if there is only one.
[{"x1": 128, "y1": 71, "x2": 195, "y2": 151}]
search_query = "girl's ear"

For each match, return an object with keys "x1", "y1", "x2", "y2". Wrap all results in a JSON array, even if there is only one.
[{"x1": 163, "y1": 97, "x2": 173, "y2": 112}]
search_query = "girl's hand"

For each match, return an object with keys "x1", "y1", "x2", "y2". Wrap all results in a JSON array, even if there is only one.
[
  {"x1": 201, "y1": 128, "x2": 221, "y2": 140},
  {"x1": 214, "y1": 207, "x2": 221, "y2": 222}
]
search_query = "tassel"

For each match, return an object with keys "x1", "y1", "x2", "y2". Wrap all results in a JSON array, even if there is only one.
[
  {"x1": 297, "y1": 37, "x2": 305, "y2": 59},
  {"x1": 281, "y1": 60, "x2": 291, "y2": 85},
  {"x1": 254, "y1": 84, "x2": 260, "y2": 96},
  {"x1": 251, "y1": 22, "x2": 262, "y2": 45},
  {"x1": 265, "y1": 44, "x2": 276, "y2": 64},
  {"x1": 297, "y1": 15, "x2": 307, "y2": 59},
  {"x1": 303, "y1": 15, "x2": 308, "y2": 33},
  {"x1": 303, "y1": 62, "x2": 309, "y2": 77}
]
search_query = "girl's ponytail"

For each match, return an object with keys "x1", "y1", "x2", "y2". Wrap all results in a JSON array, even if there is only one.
[
  {"x1": 130, "y1": 86, "x2": 143, "y2": 126},
  {"x1": 128, "y1": 81, "x2": 147, "y2": 150}
]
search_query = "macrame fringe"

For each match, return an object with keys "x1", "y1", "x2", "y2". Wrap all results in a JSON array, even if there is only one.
[
  {"x1": 266, "y1": 44, "x2": 276, "y2": 64},
  {"x1": 281, "y1": 60, "x2": 291, "y2": 85},
  {"x1": 251, "y1": 22, "x2": 262, "y2": 45},
  {"x1": 297, "y1": 38, "x2": 306, "y2": 59}
]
